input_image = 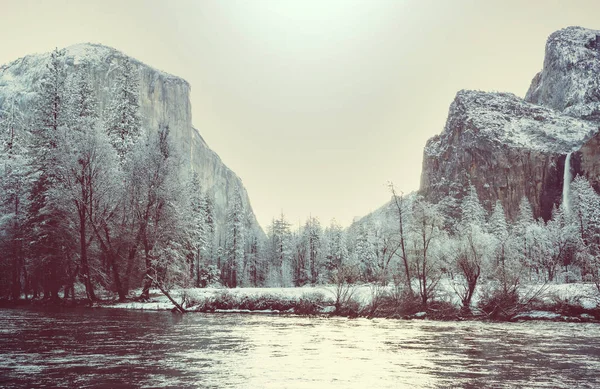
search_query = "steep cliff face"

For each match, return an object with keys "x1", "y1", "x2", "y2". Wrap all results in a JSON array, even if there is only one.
[
  {"x1": 421, "y1": 90, "x2": 596, "y2": 220},
  {"x1": 0, "y1": 43, "x2": 262, "y2": 237},
  {"x1": 421, "y1": 26, "x2": 600, "y2": 221},
  {"x1": 525, "y1": 26, "x2": 600, "y2": 122},
  {"x1": 575, "y1": 130, "x2": 600, "y2": 192}
]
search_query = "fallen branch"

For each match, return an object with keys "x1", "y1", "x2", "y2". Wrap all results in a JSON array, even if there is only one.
[{"x1": 146, "y1": 274, "x2": 187, "y2": 313}]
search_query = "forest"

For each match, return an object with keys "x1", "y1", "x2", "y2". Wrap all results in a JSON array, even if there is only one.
[{"x1": 2, "y1": 49, "x2": 600, "y2": 316}]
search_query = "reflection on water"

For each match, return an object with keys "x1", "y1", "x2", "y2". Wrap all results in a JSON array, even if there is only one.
[{"x1": 1, "y1": 308, "x2": 599, "y2": 388}]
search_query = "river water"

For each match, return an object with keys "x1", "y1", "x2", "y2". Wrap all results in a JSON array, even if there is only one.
[{"x1": 1, "y1": 308, "x2": 599, "y2": 388}]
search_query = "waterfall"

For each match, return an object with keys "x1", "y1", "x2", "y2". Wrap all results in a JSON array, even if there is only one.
[{"x1": 562, "y1": 152, "x2": 572, "y2": 214}]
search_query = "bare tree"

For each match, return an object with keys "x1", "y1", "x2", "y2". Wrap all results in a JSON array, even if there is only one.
[{"x1": 389, "y1": 183, "x2": 412, "y2": 294}]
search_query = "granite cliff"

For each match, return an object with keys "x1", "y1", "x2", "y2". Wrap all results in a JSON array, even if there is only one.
[
  {"x1": 420, "y1": 26, "x2": 600, "y2": 221},
  {"x1": 0, "y1": 43, "x2": 262, "y2": 237}
]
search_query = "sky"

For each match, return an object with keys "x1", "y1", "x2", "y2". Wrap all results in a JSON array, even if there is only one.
[{"x1": 2, "y1": 0, "x2": 600, "y2": 230}]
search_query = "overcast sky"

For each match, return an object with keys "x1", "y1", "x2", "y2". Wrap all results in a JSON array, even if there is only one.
[{"x1": 2, "y1": 0, "x2": 600, "y2": 229}]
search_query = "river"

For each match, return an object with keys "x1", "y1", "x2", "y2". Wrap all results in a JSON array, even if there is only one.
[{"x1": 0, "y1": 308, "x2": 599, "y2": 388}]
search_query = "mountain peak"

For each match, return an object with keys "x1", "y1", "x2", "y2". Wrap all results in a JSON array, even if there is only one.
[{"x1": 525, "y1": 26, "x2": 600, "y2": 121}]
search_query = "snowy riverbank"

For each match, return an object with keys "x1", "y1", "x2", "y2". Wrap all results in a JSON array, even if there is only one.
[{"x1": 99, "y1": 282, "x2": 600, "y2": 322}]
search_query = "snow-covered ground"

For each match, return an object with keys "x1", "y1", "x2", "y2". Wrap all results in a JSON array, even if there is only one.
[{"x1": 102, "y1": 282, "x2": 600, "y2": 315}]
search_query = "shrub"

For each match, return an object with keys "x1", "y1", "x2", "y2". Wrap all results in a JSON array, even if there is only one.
[
  {"x1": 427, "y1": 300, "x2": 460, "y2": 320},
  {"x1": 295, "y1": 292, "x2": 332, "y2": 315},
  {"x1": 478, "y1": 287, "x2": 520, "y2": 320}
]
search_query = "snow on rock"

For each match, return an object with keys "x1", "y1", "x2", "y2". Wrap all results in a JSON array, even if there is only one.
[
  {"x1": 420, "y1": 26, "x2": 600, "y2": 222},
  {"x1": 425, "y1": 90, "x2": 596, "y2": 156},
  {"x1": 513, "y1": 311, "x2": 562, "y2": 320},
  {"x1": 0, "y1": 43, "x2": 263, "y2": 238},
  {"x1": 320, "y1": 306, "x2": 336, "y2": 314},
  {"x1": 525, "y1": 26, "x2": 600, "y2": 122}
]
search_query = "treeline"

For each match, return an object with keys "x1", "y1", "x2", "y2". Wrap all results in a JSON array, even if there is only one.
[
  {"x1": 227, "y1": 173, "x2": 600, "y2": 313},
  {"x1": 265, "y1": 180, "x2": 600, "y2": 314},
  {"x1": 2, "y1": 49, "x2": 600, "y2": 306}
]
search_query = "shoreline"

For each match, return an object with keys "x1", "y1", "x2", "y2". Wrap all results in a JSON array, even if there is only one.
[{"x1": 2, "y1": 283, "x2": 599, "y2": 324}]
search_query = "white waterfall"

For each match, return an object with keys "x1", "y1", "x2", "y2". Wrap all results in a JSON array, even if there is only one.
[{"x1": 562, "y1": 152, "x2": 572, "y2": 214}]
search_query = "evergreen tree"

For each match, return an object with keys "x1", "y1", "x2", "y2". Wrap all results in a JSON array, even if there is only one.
[
  {"x1": 185, "y1": 171, "x2": 207, "y2": 287},
  {"x1": 25, "y1": 48, "x2": 70, "y2": 300},
  {"x1": 105, "y1": 57, "x2": 142, "y2": 161},
  {"x1": 514, "y1": 196, "x2": 536, "y2": 270},
  {"x1": 267, "y1": 213, "x2": 293, "y2": 286},
  {"x1": 459, "y1": 184, "x2": 487, "y2": 232},
  {"x1": 353, "y1": 223, "x2": 376, "y2": 281},
  {"x1": 323, "y1": 219, "x2": 348, "y2": 282},
  {"x1": 489, "y1": 200, "x2": 508, "y2": 240},
  {"x1": 224, "y1": 187, "x2": 245, "y2": 287},
  {"x1": 0, "y1": 98, "x2": 30, "y2": 300},
  {"x1": 303, "y1": 216, "x2": 322, "y2": 284}
]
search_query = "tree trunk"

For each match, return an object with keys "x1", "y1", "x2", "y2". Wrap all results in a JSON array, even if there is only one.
[
  {"x1": 79, "y1": 207, "x2": 96, "y2": 301},
  {"x1": 107, "y1": 252, "x2": 126, "y2": 301}
]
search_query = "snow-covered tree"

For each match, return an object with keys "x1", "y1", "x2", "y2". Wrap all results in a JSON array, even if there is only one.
[
  {"x1": 459, "y1": 184, "x2": 487, "y2": 232},
  {"x1": 25, "y1": 48, "x2": 71, "y2": 301},
  {"x1": 452, "y1": 186, "x2": 492, "y2": 312},
  {"x1": 184, "y1": 171, "x2": 207, "y2": 287},
  {"x1": 54, "y1": 64, "x2": 105, "y2": 301},
  {"x1": 540, "y1": 205, "x2": 577, "y2": 282},
  {"x1": 487, "y1": 200, "x2": 521, "y2": 295},
  {"x1": 300, "y1": 216, "x2": 322, "y2": 284},
  {"x1": 353, "y1": 222, "x2": 376, "y2": 281},
  {"x1": 134, "y1": 127, "x2": 184, "y2": 299},
  {"x1": 0, "y1": 98, "x2": 30, "y2": 300},
  {"x1": 389, "y1": 184, "x2": 413, "y2": 293},
  {"x1": 105, "y1": 57, "x2": 142, "y2": 162},
  {"x1": 266, "y1": 213, "x2": 293, "y2": 286},
  {"x1": 571, "y1": 176, "x2": 600, "y2": 287},
  {"x1": 323, "y1": 219, "x2": 349, "y2": 282},
  {"x1": 514, "y1": 196, "x2": 536, "y2": 272},
  {"x1": 489, "y1": 200, "x2": 508, "y2": 240},
  {"x1": 223, "y1": 187, "x2": 246, "y2": 287},
  {"x1": 409, "y1": 196, "x2": 445, "y2": 307}
]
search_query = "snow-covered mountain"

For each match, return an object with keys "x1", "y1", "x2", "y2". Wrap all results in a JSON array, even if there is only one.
[
  {"x1": 525, "y1": 26, "x2": 600, "y2": 122},
  {"x1": 0, "y1": 43, "x2": 263, "y2": 237},
  {"x1": 420, "y1": 26, "x2": 600, "y2": 221}
]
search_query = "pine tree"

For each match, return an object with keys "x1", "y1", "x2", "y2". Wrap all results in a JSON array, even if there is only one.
[
  {"x1": 489, "y1": 200, "x2": 508, "y2": 240},
  {"x1": 571, "y1": 175, "x2": 600, "y2": 287},
  {"x1": 267, "y1": 213, "x2": 293, "y2": 286},
  {"x1": 224, "y1": 187, "x2": 245, "y2": 287},
  {"x1": 0, "y1": 98, "x2": 30, "y2": 300},
  {"x1": 185, "y1": 171, "x2": 207, "y2": 287},
  {"x1": 460, "y1": 184, "x2": 487, "y2": 232},
  {"x1": 514, "y1": 196, "x2": 535, "y2": 269},
  {"x1": 353, "y1": 223, "x2": 376, "y2": 281},
  {"x1": 324, "y1": 219, "x2": 348, "y2": 282},
  {"x1": 25, "y1": 48, "x2": 70, "y2": 300},
  {"x1": 105, "y1": 57, "x2": 142, "y2": 161}
]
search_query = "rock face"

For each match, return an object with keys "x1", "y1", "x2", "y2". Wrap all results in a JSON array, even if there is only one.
[
  {"x1": 575, "y1": 130, "x2": 600, "y2": 192},
  {"x1": 421, "y1": 27, "x2": 600, "y2": 221},
  {"x1": 525, "y1": 26, "x2": 600, "y2": 122},
  {"x1": 0, "y1": 43, "x2": 262, "y2": 237}
]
